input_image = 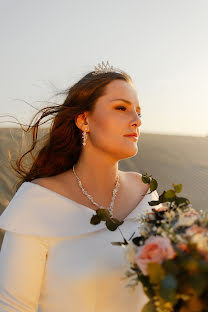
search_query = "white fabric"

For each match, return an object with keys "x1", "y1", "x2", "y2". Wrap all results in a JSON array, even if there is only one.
[{"x1": 0, "y1": 181, "x2": 161, "y2": 312}]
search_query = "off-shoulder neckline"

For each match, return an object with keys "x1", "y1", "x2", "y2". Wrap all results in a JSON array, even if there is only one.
[{"x1": 23, "y1": 181, "x2": 151, "y2": 221}]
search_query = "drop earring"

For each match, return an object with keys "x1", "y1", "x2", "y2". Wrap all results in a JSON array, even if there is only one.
[{"x1": 82, "y1": 128, "x2": 88, "y2": 146}]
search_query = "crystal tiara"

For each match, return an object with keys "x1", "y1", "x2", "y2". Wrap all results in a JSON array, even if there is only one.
[{"x1": 93, "y1": 61, "x2": 115, "y2": 75}]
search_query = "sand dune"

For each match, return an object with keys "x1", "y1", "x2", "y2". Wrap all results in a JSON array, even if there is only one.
[{"x1": 0, "y1": 127, "x2": 207, "y2": 246}]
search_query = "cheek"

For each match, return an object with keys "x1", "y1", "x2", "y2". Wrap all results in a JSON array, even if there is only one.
[
  {"x1": 89, "y1": 112, "x2": 138, "y2": 157},
  {"x1": 91, "y1": 114, "x2": 121, "y2": 139}
]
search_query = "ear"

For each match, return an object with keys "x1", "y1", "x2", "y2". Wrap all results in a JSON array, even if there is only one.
[{"x1": 75, "y1": 112, "x2": 90, "y2": 131}]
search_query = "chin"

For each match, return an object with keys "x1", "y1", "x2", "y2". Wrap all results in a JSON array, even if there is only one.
[
  {"x1": 127, "y1": 149, "x2": 138, "y2": 158},
  {"x1": 117, "y1": 145, "x2": 138, "y2": 160}
]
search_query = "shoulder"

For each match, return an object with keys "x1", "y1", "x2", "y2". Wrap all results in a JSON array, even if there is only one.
[
  {"x1": 121, "y1": 170, "x2": 151, "y2": 194},
  {"x1": 31, "y1": 177, "x2": 48, "y2": 186},
  {"x1": 31, "y1": 177, "x2": 56, "y2": 188},
  {"x1": 120, "y1": 170, "x2": 146, "y2": 190},
  {"x1": 121, "y1": 171, "x2": 143, "y2": 182},
  {"x1": 127, "y1": 171, "x2": 142, "y2": 178},
  {"x1": 30, "y1": 175, "x2": 73, "y2": 197}
]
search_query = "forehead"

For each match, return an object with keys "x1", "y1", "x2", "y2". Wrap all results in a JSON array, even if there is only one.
[{"x1": 103, "y1": 80, "x2": 139, "y2": 103}]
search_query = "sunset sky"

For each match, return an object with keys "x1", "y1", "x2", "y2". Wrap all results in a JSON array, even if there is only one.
[{"x1": 0, "y1": 0, "x2": 207, "y2": 136}]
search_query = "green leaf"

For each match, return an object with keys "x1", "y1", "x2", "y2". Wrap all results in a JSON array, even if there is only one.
[
  {"x1": 159, "y1": 191, "x2": 166, "y2": 202},
  {"x1": 159, "y1": 274, "x2": 177, "y2": 302},
  {"x1": 150, "y1": 178, "x2": 158, "y2": 192},
  {"x1": 175, "y1": 197, "x2": 190, "y2": 205},
  {"x1": 163, "y1": 259, "x2": 179, "y2": 276},
  {"x1": 96, "y1": 208, "x2": 111, "y2": 221},
  {"x1": 142, "y1": 174, "x2": 151, "y2": 184},
  {"x1": 148, "y1": 200, "x2": 161, "y2": 206},
  {"x1": 161, "y1": 274, "x2": 177, "y2": 290},
  {"x1": 90, "y1": 214, "x2": 101, "y2": 225},
  {"x1": 139, "y1": 274, "x2": 153, "y2": 294},
  {"x1": 105, "y1": 217, "x2": 124, "y2": 231},
  {"x1": 141, "y1": 300, "x2": 157, "y2": 312},
  {"x1": 164, "y1": 190, "x2": 176, "y2": 200},
  {"x1": 189, "y1": 274, "x2": 208, "y2": 296},
  {"x1": 173, "y1": 183, "x2": 183, "y2": 193},
  {"x1": 132, "y1": 236, "x2": 145, "y2": 246},
  {"x1": 147, "y1": 263, "x2": 165, "y2": 284}
]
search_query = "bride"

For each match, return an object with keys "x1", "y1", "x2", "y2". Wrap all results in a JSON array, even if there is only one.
[{"x1": 0, "y1": 62, "x2": 159, "y2": 311}]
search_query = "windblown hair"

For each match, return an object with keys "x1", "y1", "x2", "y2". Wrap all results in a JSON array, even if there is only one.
[{"x1": 9, "y1": 70, "x2": 133, "y2": 191}]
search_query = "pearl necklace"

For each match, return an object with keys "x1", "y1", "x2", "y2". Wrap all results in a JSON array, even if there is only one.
[{"x1": 72, "y1": 165, "x2": 120, "y2": 217}]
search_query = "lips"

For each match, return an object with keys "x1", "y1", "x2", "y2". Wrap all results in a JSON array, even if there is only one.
[{"x1": 124, "y1": 133, "x2": 138, "y2": 137}]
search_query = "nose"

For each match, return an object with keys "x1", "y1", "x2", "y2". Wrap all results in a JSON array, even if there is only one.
[{"x1": 131, "y1": 112, "x2": 142, "y2": 128}]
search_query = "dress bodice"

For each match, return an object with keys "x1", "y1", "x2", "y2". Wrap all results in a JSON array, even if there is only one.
[{"x1": 0, "y1": 182, "x2": 161, "y2": 312}]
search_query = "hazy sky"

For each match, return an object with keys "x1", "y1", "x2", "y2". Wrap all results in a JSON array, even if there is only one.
[{"x1": 0, "y1": 0, "x2": 207, "y2": 136}]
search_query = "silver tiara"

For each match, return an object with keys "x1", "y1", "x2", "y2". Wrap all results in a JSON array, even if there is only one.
[{"x1": 93, "y1": 61, "x2": 115, "y2": 75}]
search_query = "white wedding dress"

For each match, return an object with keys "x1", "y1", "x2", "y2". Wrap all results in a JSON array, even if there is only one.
[{"x1": 0, "y1": 181, "x2": 161, "y2": 312}]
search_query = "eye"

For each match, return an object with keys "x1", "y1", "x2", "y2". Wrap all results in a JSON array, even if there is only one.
[
  {"x1": 115, "y1": 106, "x2": 142, "y2": 118},
  {"x1": 116, "y1": 106, "x2": 126, "y2": 111}
]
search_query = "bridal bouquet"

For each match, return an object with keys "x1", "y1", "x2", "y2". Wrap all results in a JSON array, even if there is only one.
[
  {"x1": 90, "y1": 174, "x2": 208, "y2": 312},
  {"x1": 119, "y1": 175, "x2": 208, "y2": 312}
]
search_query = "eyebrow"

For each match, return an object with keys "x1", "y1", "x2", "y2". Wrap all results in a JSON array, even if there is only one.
[{"x1": 110, "y1": 98, "x2": 141, "y2": 111}]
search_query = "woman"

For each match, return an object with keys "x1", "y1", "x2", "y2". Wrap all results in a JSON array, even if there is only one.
[{"x1": 0, "y1": 62, "x2": 160, "y2": 311}]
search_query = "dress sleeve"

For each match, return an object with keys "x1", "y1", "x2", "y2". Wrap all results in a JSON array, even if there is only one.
[{"x1": 0, "y1": 230, "x2": 48, "y2": 312}]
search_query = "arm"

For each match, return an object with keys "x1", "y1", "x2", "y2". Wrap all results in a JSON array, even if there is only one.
[{"x1": 0, "y1": 231, "x2": 48, "y2": 312}]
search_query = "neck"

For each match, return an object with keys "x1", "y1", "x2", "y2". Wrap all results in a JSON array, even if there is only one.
[{"x1": 72, "y1": 146, "x2": 120, "y2": 201}]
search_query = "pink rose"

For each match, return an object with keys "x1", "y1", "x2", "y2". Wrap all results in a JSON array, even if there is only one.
[
  {"x1": 186, "y1": 224, "x2": 207, "y2": 236},
  {"x1": 184, "y1": 210, "x2": 199, "y2": 217},
  {"x1": 155, "y1": 206, "x2": 168, "y2": 212},
  {"x1": 135, "y1": 236, "x2": 176, "y2": 275},
  {"x1": 152, "y1": 205, "x2": 168, "y2": 213}
]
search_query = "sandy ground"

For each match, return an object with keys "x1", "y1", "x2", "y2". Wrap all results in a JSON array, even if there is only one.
[{"x1": 0, "y1": 127, "x2": 207, "y2": 246}]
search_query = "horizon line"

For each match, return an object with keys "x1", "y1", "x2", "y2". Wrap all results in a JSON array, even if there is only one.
[{"x1": 0, "y1": 126, "x2": 207, "y2": 138}]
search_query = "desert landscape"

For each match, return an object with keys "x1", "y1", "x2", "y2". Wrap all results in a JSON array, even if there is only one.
[{"x1": 0, "y1": 127, "x2": 207, "y2": 247}]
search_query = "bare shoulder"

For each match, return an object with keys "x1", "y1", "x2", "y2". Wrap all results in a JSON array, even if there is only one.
[
  {"x1": 30, "y1": 173, "x2": 74, "y2": 195},
  {"x1": 31, "y1": 176, "x2": 56, "y2": 188},
  {"x1": 127, "y1": 171, "x2": 142, "y2": 178},
  {"x1": 121, "y1": 171, "x2": 149, "y2": 192},
  {"x1": 122, "y1": 171, "x2": 143, "y2": 182},
  {"x1": 31, "y1": 177, "x2": 46, "y2": 186}
]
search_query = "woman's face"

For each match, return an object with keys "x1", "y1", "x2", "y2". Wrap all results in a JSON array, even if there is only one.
[{"x1": 84, "y1": 79, "x2": 142, "y2": 161}]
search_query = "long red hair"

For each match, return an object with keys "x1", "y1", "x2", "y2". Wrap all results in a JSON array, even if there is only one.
[{"x1": 8, "y1": 70, "x2": 133, "y2": 191}]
